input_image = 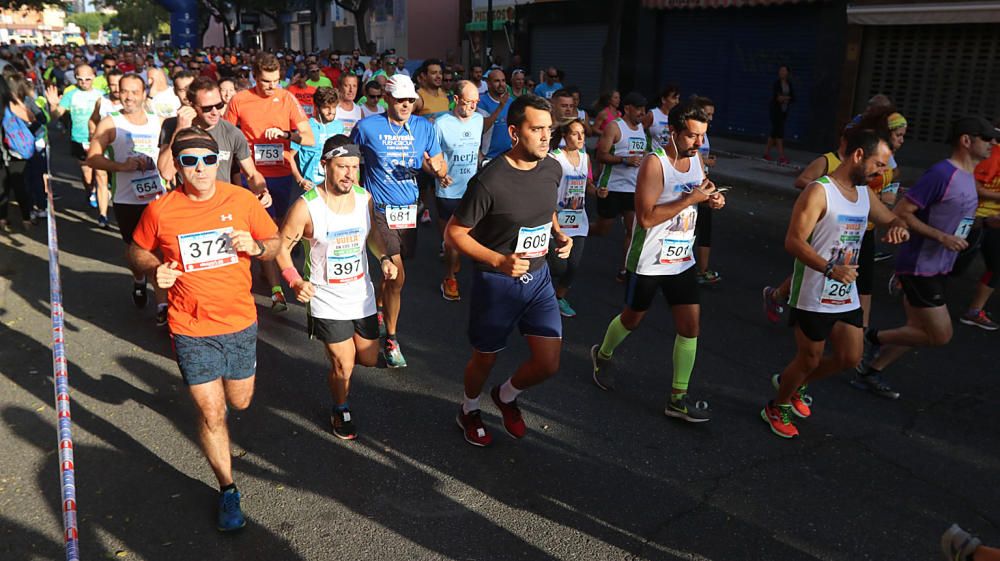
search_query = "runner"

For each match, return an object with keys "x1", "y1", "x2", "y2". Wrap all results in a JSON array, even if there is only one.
[
  {"x1": 359, "y1": 80, "x2": 386, "y2": 118},
  {"x1": 691, "y1": 96, "x2": 721, "y2": 285},
  {"x1": 760, "y1": 128, "x2": 909, "y2": 439},
  {"x1": 477, "y1": 69, "x2": 513, "y2": 163},
  {"x1": 433, "y1": 80, "x2": 483, "y2": 301},
  {"x1": 224, "y1": 52, "x2": 315, "y2": 312},
  {"x1": 85, "y1": 73, "x2": 169, "y2": 324},
  {"x1": 350, "y1": 74, "x2": 446, "y2": 368},
  {"x1": 508, "y1": 69, "x2": 529, "y2": 98},
  {"x1": 590, "y1": 102, "x2": 724, "y2": 423},
  {"x1": 287, "y1": 71, "x2": 317, "y2": 118},
  {"x1": 277, "y1": 135, "x2": 398, "y2": 440},
  {"x1": 854, "y1": 117, "x2": 996, "y2": 398},
  {"x1": 127, "y1": 127, "x2": 280, "y2": 532},
  {"x1": 444, "y1": 94, "x2": 572, "y2": 447},
  {"x1": 644, "y1": 85, "x2": 680, "y2": 151},
  {"x1": 533, "y1": 67, "x2": 563, "y2": 99},
  {"x1": 960, "y1": 129, "x2": 1000, "y2": 330},
  {"x1": 414, "y1": 59, "x2": 451, "y2": 224},
  {"x1": 305, "y1": 62, "x2": 333, "y2": 89},
  {"x1": 470, "y1": 64, "x2": 486, "y2": 95},
  {"x1": 87, "y1": 67, "x2": 123, "y2": 229},
  {"x1": 146, "y1": 67, "x2": 177, "y2": 117},
  {"x1": 333, "y1": 73, "x2": 362, "y2": 135},
  {"x1": 549, "y1": 118, "x2": 594, "y2": 318},
  {"x1": 593, "y1": 91, "x2": 649, "y2": 282},
  {"x1": 290, "y1": 87, "x2": 345, "y2": 191},
  {"x1": 44, "y1": 64, "x2": 103, "y2": 214}
]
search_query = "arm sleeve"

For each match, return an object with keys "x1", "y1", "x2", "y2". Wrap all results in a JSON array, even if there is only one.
[
  {"x1": 131, "y1": 204, "x2": 159, "y2": 251},
  {"x1": 905, "y1": 167, "x2": 949, "y2": 210},
  {"x1": 452, "y1": 177, "x2": 492, "y2": 228}
]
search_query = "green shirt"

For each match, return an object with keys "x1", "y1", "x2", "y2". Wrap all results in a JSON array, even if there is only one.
[{"x1": 305, "y1": 76, "x2": 333, "y2": 89}]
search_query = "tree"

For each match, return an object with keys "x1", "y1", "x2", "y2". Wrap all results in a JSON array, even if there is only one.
[
  {"x1": 67, "y1": 12, "x2": 111, "y2": 35},
  {"x1": 99, "y1": 0, "x2": 169, "y2": 42},
  {"x1": 335, "y1": 0, "x2": 372, "y2": 54}
]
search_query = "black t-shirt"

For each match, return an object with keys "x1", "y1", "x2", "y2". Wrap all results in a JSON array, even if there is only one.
[{"x1": 454, "y1": 155, "x2": 561, "y2": 273}]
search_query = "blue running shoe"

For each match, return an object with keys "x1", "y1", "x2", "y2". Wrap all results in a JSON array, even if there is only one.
[{"x1": 217, "y1": 488, "x2": 246, "y2": 532}]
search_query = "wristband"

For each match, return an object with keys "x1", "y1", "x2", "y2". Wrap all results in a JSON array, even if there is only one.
[
  {"x1": 281, "y1": 266, "x2": 303, "y2": 285},
  {"x1": 254, "y1": 239, "x2": 266, "y2": 257},
  {"x1": 824, "y1": 261, "x2": 835, "y2": 279},
  {"x1": 379, "y1": 255, "x2": 392, "y2": 264}
]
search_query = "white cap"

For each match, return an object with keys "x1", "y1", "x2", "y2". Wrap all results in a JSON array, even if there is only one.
[{"x1": 385, "y1": 74, "x2": 418, "y2": 100}]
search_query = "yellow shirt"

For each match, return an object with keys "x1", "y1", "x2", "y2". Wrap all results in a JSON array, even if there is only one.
[
  {"x1": 418, "y1": 88, "x2": 450, "y2": 117},
  {"x1": 975, "y1": 145, "x2": 1000, "y2": 218}
]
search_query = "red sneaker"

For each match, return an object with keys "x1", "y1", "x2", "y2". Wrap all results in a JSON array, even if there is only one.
[
  {"x1": 771, "y1": 374, "x2": 812, "y2": 418},
  {"x1": 761, "y1": 401, "x2": 798, "y2": 439},
  {"x1": 456, "y1": 408, "x2": 492, "y2": 447},
  {"x1": 490, "y1": 386, "x2": 527, "y2": 438}
]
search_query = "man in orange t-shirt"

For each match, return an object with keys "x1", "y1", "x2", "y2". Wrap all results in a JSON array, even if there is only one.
[
  {"x1": 128, "y1": 128, "x2": 279, "y2": 532},
  {"x1": 224, "y1": 52, "x2": 314, "y2": 311},
  {"x1": 286, "y1": 71, "x2": 317, "y2": 119},
  {"x1": 961, "y1": 140, "x2": 1000, "y2": 329}
]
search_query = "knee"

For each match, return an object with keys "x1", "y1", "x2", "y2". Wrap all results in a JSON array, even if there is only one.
[
  {"x1": 797, "y1": 351, "x2": 822, "y2": 372},
  {"x1": 228, "y1": 394, "x2": 252, "y2": 411},
  {"x1": 835, "y1": 349, "x2": 862, "y2": 370},
  {"x1": 536, "y1": 353, "x2": 560, "y2": 377},
  {"x1": 927, "y1": 328, "x2": 952, "y2": 347},
  {"x1": 332, "y1": 360, "x2": 355, "y2": 378},
  {"x1": 200, "y1": 406, "x2": 228, "y2": 430}
]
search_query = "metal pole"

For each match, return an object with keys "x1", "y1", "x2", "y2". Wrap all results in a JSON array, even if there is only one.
[{"x1": 484, "y1": 0, "x2": 492, "y2": 69}]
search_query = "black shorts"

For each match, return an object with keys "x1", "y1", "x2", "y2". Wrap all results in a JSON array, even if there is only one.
[
  {"x1": 372, "y1": 208, "x2": 418, "y2": 259},
  {"x1": 71, "y1": 142, "x2": 88, "y2": 162},
  {"x1": 417, "y1": 170, "x2": 435, "y2": 192},
  {"x1": 435, "y1": 197, "x2": 461, "y2": 222},
  {"x1": 695, "y1": 203, "x2": 712, "y2": 248},
  {"x1": 308, "y1": 314, "x2": 379, "y2": 344},
  {"x1": 857, "y1": 229, "x2": 875, "y2": 296},
  {"x1": 113, "y1": 203, "x2": 147, "y2": 244},
  {"x1": 596, "y1": 191, "x2": 635, "y2": 220},
  {"x1": 898, "y1": 274, "x2": 947, "y2": 308},
  {"x1": 624, "y1": 267, "x2": 700, "y2": 312},
  {"x1": 788, "y1": 307, "x2": 863, "y2": 342}
]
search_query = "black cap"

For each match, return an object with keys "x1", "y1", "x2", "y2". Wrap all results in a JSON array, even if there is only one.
[
  {"x1": 622, "y1": 91, "x2": 647, "y2": 109},
  {"x1": 951, "y1": 116, "x2": 999, "y2": 142}
]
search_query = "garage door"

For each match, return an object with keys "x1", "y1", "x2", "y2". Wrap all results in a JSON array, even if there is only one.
[{"x1": 530, "y1": 24, "x2": 607, "y2": 109}]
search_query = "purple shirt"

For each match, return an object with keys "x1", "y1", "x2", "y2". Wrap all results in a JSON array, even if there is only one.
[{"x1": 896, "y1": 160, "x2": 978, "y2": 276}]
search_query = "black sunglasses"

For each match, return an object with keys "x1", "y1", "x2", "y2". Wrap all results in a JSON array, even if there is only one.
[
  {"x1": 548, "y1": 74, "x2": 558, "y2": 78},
  {"x1": 199, "y1": 101, "x2": 226, "y2": 113}
]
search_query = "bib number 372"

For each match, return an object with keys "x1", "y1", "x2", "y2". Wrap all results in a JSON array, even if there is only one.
[
  {"x1": 515, "y1": 222, "x2": 551, "y2": 258},
  {"x1": 178, "y1": 227, "x2": 238, "y2": 272}
]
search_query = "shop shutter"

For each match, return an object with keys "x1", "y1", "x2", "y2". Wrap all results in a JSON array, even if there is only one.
[{"x1": 530, "y1": 24, "x2": 607, "y2": 109}]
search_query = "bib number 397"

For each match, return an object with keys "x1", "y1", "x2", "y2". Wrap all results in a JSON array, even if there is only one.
[
  {"x1": 515, "y1": 222, "x2": 551, "y2": 258},
  {"x1": 326, "y1": 228, "x2": 365, "y2": 284},
  {"x1": 385, "y1": 204, "x2": 417, "y2": 230},
  {"x1": 178, "y1": 227, "x2": 238, "y2": 272}
]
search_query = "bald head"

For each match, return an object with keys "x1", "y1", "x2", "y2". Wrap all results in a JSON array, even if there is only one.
[
  {"x1": 456, "y1": 80, "x2": 478, "y2": 99},
  {"x1": 487, "y1": 69, "x2": 507, "y2": 98},
  {"x1": 148, "y1": 67, "x2": 167, "y2": 89},
  {"x1": 74, "y1": 64, "x2": 95, "y2": 90},
  {"x1": 453, "y1": 80, "x2": 480, "y2": 119}
]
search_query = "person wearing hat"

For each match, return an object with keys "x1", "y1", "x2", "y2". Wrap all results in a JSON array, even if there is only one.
[
  {"x1": 593, "y1": 90, "x2": 649, "y2": 282},
  {"x1": 277, "y1": 134, "x2": 398, "y2": 440},
  {"x1": 960, "y1": 119, "x2": 1000, "y2": 331},
  {"x1": 857, "y1": 116, "x2": 999, "y2": 398},
  {"x1": 349, "y1": 73, "x2": 447, "y2": 369}
]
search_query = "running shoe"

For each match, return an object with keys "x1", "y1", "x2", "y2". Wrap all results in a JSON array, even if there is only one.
[
  {"x1": 156, "y1": 305, "x2": 168, "y2": 327},
  {"x1": 420, "y1": 208, "x2": 432, "y2": 224},
  {"x1": 940, "y1": 523, "x2": 982, "y2": 561},
  {"x1": 590, "y1": 344, "x2": 615, "y2": 391},
  {"x1": 456, "y1": 408, "x2": 492, "y2": 447},
  {"x1": 330, "y1": 408, "x2": 357, "y2": 440},
  {"x1": 763, "y1": 153, "x2": 773, "y2": 161},
  {"x1": 440, "y1": 278, "x2": 460, "y2": 301},
  {"x1": 888, "y1": 273, "x2": 901, "y2": 297},
  {"x1": 761, "y1": 401, "x2": 798, "y2": 439},
  {"x1": 615, "y1": 269, "x2": 627, "y2": 283},
  {"x1": 97, "y1": 215, "x2": 109, "y2": 229},
  {"x1": 873, "y1": 251, "x2": 894, "y2": 263},
  {"x1": 848, "y1": 371, "x2": 900, "y2": 399},
  {"x1": 132, "y1": 281, "x2": 147, "y2": 308},
  {"x1": 664, "y1": 394, "x2": 711, "y2": 423},
  {"x1": 490, "y1": 385, "x2": 527, "y2": 438},
  {"x1": 557, "y1": 298, "x2": 576, "y2": 318},
  {"x1": 771, "y1": 374, "x2": 812, "y2": 418},
  {"x1": 438, "y1": 240, "x2": 445, "y2": 259},
  {"x1": 216, "y1": 488, "x2": 246, "y2": 532},
  {"x1": 696, "y1": 270, "x2": 721, "y2": 285},
  {"x1": 270, "y1": 291, "x2": 288, "y2": 313},
  {"x1": 960, "y1": 309, "x2": 999, "y2": 331},
  {"x1": 88, "y1": 192, "x2": 97, "y2": 208},
  {"x1": 377, "y1": 309, "x2": 387, "y2": 338},
  {"x1": 778, "y1": 156, "x2": 790, "y2": 165},
  {"x1": 762, "y1": 286, "x2": 784, "y2": 324},
  {"x1": 382, "y1": 338, "x2": 407, "y2": 368},
  {"x1": 856, "y1": 328, "x2": 881, "y2": 373}
]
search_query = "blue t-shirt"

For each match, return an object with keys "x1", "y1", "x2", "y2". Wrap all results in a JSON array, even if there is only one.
[
  {"x1": 533, "y1": 81, "x2": 563, "y2": 99},
  {"x1": 350, "y1": 113, "x2": 441, "y2": 207},
  {"x1": 477, "y1": 93, "x2": 513, "y2": 159},
  {"x1": 434, "y1": 112, "x2": 484, "y2": 199},
  {"x1": 293, "y1": 118, "x2": 345, "y2": 184}
]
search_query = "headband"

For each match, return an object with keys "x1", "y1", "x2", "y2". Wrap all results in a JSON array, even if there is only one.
[
  {"x1": 171, "y1": 134, "x2": 220, "y2": 157},
  {"x1": 321, "y1": 144, "x2": 362, "y2": 161},
  {"x1": 888, "y1": 112, "x2": 907, "y2": 130}
]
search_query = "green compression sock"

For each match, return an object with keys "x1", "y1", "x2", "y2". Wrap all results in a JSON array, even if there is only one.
[
  {"x1": 598, "y1": 314, "x2": 631, "y2": 359},
  {"x1": 671, "y1": 335, "x2": 698, "y2": 394}
]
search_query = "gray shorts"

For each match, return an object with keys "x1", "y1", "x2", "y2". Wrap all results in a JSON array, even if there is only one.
[{"x1": 172, "y1": 323, "x2": 258, "y2": 386}]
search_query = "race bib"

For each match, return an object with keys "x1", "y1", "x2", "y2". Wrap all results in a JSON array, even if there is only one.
[
  {"x1": 178, "y1": 227, "x2": 238, "y2": 272},
  {"x1": 821, "y1": 276, "x2": 853, "y2": 306},
  {"x1": 566, "y1": 176, "x2": 586, "y2": 198},
  {"x1": 326, "y1": 227, "x2": 364, "y2": 284},
  {"x1": 955, "y1": 217, "x2": 974, "y2": 240},
  {"x1": 627, "y1": 137, "x2": 646, "y2": 158},
  {"x1": 515, "y1": 222, "x2": 551, "y2": 258},
  {"x1": 882, "y1": 182, "x2": 901, "y2": 195},
  {"x1": 557, "y1": 209, "x2": 584, "y2": 230},
  {"x1": 253, "y1": 143, "x2": 283, "y2": 166},
  {"x1": 130, "y1": 134, "x2": 157, "y2": 157},
  {"x1": 131, "y1": 175, "x2": 163, "y2": 201},
  {"x1": 385, "y1": 204, "x2": 417, "y2": 230},
  {"x1": 659, "y1": 238, "x2": 693, "y2": 264}
]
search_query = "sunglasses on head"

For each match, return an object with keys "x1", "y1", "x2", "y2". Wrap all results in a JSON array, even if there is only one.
[
  {"x1": 178, "y1": 153, "x2": 219, "y2": 167},
  {"x1": 76, "y1": 76, "x2": 93, "y2": 81},
  {"x1": 200, "y1": 101, "x2": 226, "y2": 113}
]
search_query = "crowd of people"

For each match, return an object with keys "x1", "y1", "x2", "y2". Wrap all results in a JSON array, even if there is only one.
[{"x1": 0, "y1": 43, "x2": 996, "y2": 556}]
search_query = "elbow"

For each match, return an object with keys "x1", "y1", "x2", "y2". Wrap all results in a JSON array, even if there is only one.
[{"x1": 636, "y1": 214, "x2": 654, "y2": 230}]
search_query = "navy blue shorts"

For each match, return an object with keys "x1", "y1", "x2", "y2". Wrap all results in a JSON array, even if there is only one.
[
  {"x1": 435, "y1": 196, "x2": 461, "y2": 222},
  {"x1": 172, "y1": 323, "x2": 258, "y2": 386},
  {"x1": 468, "y1": 262, "x2": 562, "y2": 353},
  {"x1": 264, "y1": 175, "x2": 295, "y2": 220}
]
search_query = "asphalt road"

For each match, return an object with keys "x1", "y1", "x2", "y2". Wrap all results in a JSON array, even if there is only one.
[{"x1": 1, "y1": 131, "x2": 997, "y2": 561}]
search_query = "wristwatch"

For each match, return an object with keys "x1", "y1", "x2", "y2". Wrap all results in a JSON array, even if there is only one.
[
  {"x1": 254, "y1": 239, "x2": 266, "y2": 257},
  {"x1": 824, "y1": 261, "x2": 835, "y2": 279},
  {"x1": 379, "y1": 255, "x2": 392, "y2": 264}
]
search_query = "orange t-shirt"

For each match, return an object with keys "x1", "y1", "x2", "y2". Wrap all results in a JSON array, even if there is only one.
[
  {"x1": 132, "y1": 182, "x2": 278, "y2": 337},
  {"x1": 287, "y1": 83, "x2": 317, "y2": 119},
  {"x1": 223, "y1": 88, "x2": 308, "y2": 178},
  {"x1": 974, "y1": 145, "x2": 1000, "y2": 218}
]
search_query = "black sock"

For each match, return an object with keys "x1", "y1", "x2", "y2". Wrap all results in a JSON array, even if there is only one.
[
  {"x1": 386, "y1": 334, "x2": 397, "y2": 343},
  {"x1": 865, "y1": 328, "x2": 880, "y2": 345},
  {"x1": 863, "y1": 366, "x2": 881, "y2": 377},
  {"x1": 220, "y1": 483, "x2": 237, "y2": 494}
]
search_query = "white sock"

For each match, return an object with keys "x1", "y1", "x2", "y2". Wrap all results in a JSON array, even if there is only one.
[
  {"x1": 498, "y1": 379, "x2": 522, "y2": 404},
  {"x1": 462, "y1": 394, "x2": 480, "y2": 414}
]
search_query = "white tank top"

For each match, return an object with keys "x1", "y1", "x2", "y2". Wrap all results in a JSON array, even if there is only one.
[
  {"x1": 303, "y1": 185, "x2": 377, "y2": 321},
  {"x1": 788, "y1": 176, "x2": 870, "y2": 313},
  {"x1": 109, "y1": 111, "x2": 164, "y2": 205},
  {"x1": 334, "y1": 102, "x2": 363, "y2": 135},
  {"x1": 648, "y1": 107, "x2": 671, "y2": 151},
  {"x1": 551, "y1": 148, "x2": 590, "y2": 237},
  {"x1": 598, "y1": 118, "x2": 648, "y2": 193},
  {"x1": 625, "y1": 147, "x2": 704, "y2": 276}
]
